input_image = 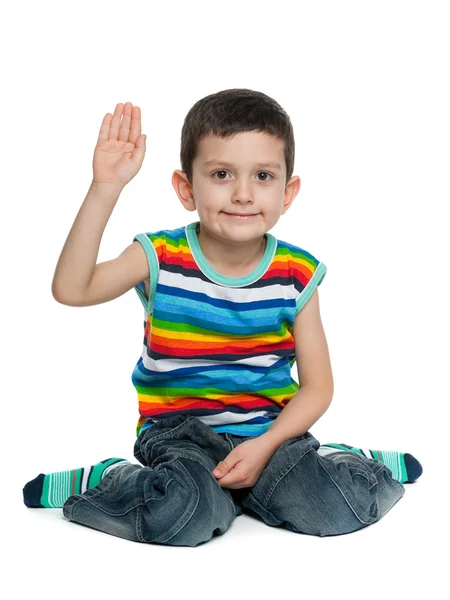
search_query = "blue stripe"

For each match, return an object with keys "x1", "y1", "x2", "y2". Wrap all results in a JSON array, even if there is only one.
[{"x1": 157, "y1": 283, "x2": 296, "y2": 310}]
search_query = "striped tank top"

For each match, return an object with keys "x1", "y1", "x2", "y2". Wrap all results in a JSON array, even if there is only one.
[{"x1": 131, "y1": 221, "x2": 327, "y2": 438}]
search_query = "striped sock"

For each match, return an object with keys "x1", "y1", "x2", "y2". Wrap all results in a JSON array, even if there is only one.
[
  {"x1": 23, "y1": 457, "x2": 131, "y2": 508},
  {"x1": 317, "y1": 443, "x2": 423, "y2": 484}
]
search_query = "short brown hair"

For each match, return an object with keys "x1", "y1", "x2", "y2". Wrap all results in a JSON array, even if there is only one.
[{"x1": 180, "y1": 88, "x2": 295, "y2": 186}]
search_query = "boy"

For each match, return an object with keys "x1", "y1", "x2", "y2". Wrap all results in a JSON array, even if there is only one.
[{"x1": 23, "y1": 89, "x2": 422, "y2": 546}]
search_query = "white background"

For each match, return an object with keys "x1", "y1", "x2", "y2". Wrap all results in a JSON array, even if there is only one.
[{"x1": 2, "y1": 1, "x2": 448, "y2": 598}]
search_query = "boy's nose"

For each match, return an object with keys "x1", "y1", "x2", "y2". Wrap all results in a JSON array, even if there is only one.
[{"x1": 231, "y1": 181, "x2": 254, "y2": 202}]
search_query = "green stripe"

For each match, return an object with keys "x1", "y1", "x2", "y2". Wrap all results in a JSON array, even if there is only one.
[
  {"x1": 399, "y1": 452, "x2": 408, "y2": 482},
  {"x1": 134, "y1": 382, "x2": 298, "y2": 397},
  {"x1": 322, "y1": 443, "x2": 354, "y2": 452},
  {"x1": 41, "y1": 474, "x2": 51, "y2": 507},
  {"x1": 88, "y1": 458, "x2": 127, "y2": 488},
  {"x1": 380, "y1": 450, "x2": 407, "y2": 483}
]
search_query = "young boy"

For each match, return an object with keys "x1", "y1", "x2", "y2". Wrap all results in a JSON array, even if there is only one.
[{"x1": 23, "y1": 89, "x2": 422, "y2": 546}]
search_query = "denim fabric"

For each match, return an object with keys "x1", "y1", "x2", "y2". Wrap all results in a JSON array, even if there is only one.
[{"x1": 63, "y1": 415, "x2": 405, "y2": 546}]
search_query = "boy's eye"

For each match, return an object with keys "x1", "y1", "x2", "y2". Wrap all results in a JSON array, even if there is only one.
[{"x1": 212, "y1": 170, "x2": 273, "y2": 181}]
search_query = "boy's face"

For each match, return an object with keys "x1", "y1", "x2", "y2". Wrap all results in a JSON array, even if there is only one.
[{"x1": 173, "y1": 131, "x2": 300, "y2": 242}]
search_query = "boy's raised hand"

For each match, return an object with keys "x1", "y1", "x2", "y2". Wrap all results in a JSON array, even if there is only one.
[{"x1": 92, "y1": 102, "x2": 147, "y2": 189}]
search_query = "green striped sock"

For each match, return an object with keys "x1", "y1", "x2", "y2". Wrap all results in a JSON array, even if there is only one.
[
  {"x1": 317, "y1": 443, "x2": 423, "y2": 483},
  {"x1": 23, "y1": 457, "x2": 131, "y2": 508}
]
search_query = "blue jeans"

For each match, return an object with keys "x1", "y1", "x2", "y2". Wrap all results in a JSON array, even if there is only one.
[{"x1": 63, "y1": 415, "x2": 405, "y2": 546}]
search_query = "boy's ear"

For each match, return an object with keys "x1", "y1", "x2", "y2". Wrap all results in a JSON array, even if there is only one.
[
  {"x1": 172, "y1": 170, "x2": 197, "y2": 212},
  {"x1": 281, "y1": 176, "x2": 301, "y2": 215}
]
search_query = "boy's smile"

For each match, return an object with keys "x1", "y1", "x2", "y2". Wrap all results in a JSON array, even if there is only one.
[{"x1": 172, "y1": 130, "x2": 300, "y2": 272}]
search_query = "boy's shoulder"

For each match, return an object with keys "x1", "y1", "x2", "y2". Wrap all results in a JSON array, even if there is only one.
[
  {"x1": 132, "y1": 224, "x2": 188, "y2": 258},
  {"x1": 275, "y1": 234, "x2": 325, "y2": 271},
  {"x1": 275, "y1": 234, "x2": 327, "y2": 313},
  {"x1": 138, "y1": 224, "x2": 187, "y2": 240}
]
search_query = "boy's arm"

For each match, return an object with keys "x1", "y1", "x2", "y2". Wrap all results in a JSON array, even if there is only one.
[
  {"x1": 52, "y1": 183, "x2": 150, "y2": 307},
  {"x1": 52, "y1": 101, "x2": 148, "y2": 306},
  {"x1": 261, "y1": 288, "x2": 334, "y2": 450},
  {"x1": 52, "y1": 182, "x2": 122, "y2": 305}
]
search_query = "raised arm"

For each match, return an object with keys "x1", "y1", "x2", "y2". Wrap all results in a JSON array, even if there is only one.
[{"x1": 51, "y1": 102, "x2": 148, "y2": 306}]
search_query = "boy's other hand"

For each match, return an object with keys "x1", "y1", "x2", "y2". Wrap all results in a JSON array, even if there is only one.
[
  {"x1": 212, "y1": 436, "x2": 278, "y2": 489},
  {"x1": 92, "y1": 102, "x2": 147, "y2": 190}
]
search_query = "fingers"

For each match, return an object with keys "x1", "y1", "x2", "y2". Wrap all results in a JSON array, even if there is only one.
[
  {"x1": 128, "y1": 105, "x2": 141, "y2": 145},
  {"x1": 117, "y1": 103, "x2": 132, "y2": 143},
  {"x1": 98, "y1": 102, "x2": 142, "y2": 144},
  {"x1": 97, "y1": 112, "x2": 112, "y2": 144},
  {"x1": 108, "y1": 102, "x2": 124, "y2": 142},
  {"x1": 118, "y1": 103, "x2": 140, "y2": 144}
]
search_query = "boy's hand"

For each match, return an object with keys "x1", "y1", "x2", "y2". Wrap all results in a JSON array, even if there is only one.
[
  {"x1": 92, "y1": 102, "x2": 147, "y2": 189},
  {"x1": 212, "y1": 436, "x2": 278, "y2": 489}
]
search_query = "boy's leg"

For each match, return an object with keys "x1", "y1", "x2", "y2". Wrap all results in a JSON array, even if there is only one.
[
  {"x1": 23, "y1": 458, "x2": 131, "y2": 507},
  {"x1": 317, "y1": 443, "x2": 423, "y2": 483},
  {"x1": 62, "y1": 415, "x2": 241, "y2": 546},
  {"x1": 231, "y1": 431, "x2": 405, "y2": 537}
]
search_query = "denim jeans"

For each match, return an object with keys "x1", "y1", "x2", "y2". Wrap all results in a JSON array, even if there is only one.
[{"x1": 63, "y1": 414, "x2": 405, "y2": 546}]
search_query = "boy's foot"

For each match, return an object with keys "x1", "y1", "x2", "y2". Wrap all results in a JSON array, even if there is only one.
[
  {"x1": 23, "y1": 457, "x2": 130, "y2": 507},
  {"x1": 317, "y1": 443, "x2": 422, "y2": 483}
]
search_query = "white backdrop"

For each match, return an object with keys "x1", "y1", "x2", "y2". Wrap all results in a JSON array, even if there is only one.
[{"x1": 3, "y1": 1, "x2": 448, "y2": 598}]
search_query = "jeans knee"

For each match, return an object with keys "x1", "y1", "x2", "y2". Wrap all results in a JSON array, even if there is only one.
[
  {"x1": 247, "y1": 449, "x2": 384, "y2": 536},
  {"x1": 138, "y1": 456, "x2": 237, "y2": 546}
]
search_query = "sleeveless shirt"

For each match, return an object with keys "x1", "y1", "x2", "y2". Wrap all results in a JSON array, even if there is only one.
[{"x1": 131, "y1": 221, "x2": 327, "y2": 438}]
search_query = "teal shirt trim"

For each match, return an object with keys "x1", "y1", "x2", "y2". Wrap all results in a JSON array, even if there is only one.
[
  {"x1": 295, "y1": 262, "x2": 327, "y2": 314},
  {"x1": 133, "y1": 233, "x2": 160, "y2": 313},
  {"x1": 185, "y1": 221, "x2": 277, "y2": 287}
]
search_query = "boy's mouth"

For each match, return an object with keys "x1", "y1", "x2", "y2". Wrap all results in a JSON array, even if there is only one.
[{"x1": 223, "y1": 212, "x2": 258, "y2": 218}]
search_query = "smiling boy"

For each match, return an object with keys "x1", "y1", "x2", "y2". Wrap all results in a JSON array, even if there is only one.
[{"x1": 23, "y1": 90, "x2": 422, "y2": 545}]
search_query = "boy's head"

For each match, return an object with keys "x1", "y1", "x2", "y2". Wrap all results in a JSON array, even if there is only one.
[{"x1": 172, "y1": 88, "x2": 300, "y2": 243}]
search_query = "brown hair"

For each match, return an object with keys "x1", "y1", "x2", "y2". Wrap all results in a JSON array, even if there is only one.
[{"x1": 180, "y1": 88, "x2": 295, "y2": 186}]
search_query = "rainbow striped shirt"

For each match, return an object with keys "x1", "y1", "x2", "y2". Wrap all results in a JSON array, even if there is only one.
[{"x1": 131, "y1": 221, "x2": 327, "y2": 438}]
